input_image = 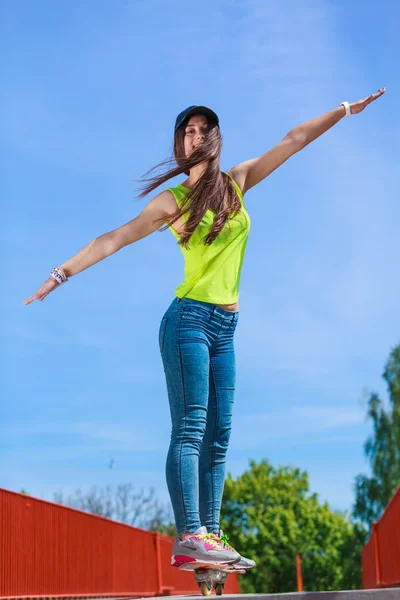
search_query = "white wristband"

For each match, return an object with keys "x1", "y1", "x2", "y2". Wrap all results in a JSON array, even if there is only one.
[{"x1": 340, "y1": 101, "x2": 351, "y2": 117}]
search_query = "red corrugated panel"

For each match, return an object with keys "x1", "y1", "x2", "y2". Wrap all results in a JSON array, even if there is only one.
[
  {"x1": 0, "y1": 488, "x2": 240, "y2": 596},
  {"x1": 362, "y1": 486, "x2": 400, "y2": 588},
  {"x1": 361, "y1": 536, "x2": 377, "y2": 589},
  {"x1": 377, "y1": 487, "x2": 400, "y2": 586}
]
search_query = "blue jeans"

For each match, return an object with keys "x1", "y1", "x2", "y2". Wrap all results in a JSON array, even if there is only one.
[{"x1": 159, "y1": 297, "x2": 239, "y2": 535}]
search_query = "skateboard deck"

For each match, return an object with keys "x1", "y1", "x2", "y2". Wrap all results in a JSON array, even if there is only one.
[{"x1": 178, "y1": 561, "x2": 246, "y2": 596}]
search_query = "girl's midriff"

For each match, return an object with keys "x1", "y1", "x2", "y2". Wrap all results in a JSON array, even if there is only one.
[{"x1": 216, "y1": 301, "x2": 239, "y2": 312}]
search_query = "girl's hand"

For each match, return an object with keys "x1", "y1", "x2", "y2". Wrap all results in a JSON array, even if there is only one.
[
  {"x1": 23, "y1": 277, "x2": 60, "y2": 305},
  {"x1": 350, "y1": 88, "x2": 386, "y2": 115}
]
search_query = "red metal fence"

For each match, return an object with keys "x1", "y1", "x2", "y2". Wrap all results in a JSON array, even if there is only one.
[
  {"x1": 0, "y1": 488, "x2": 240, "y2": 598},
  {"x1": 362, "y1": 486, "x2": 400, "y2": 588}
]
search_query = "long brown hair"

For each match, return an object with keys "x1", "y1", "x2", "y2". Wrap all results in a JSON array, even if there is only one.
[{"x1": 138, "y1": 116, "x2": 242, "y2": 248}]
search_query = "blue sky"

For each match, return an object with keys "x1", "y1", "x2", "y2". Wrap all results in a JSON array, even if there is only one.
[{"x1": 1, "y1": 0, "x2": 399, "y2": 522}]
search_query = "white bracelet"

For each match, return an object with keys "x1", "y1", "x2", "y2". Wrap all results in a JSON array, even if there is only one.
[
  {"x1": 340, "y1": 101, "x2": 351, "y2": 117},
  {"x1": 54, "y1": 266, "x2": 67, "y2": 282},
  {"x1": 50, "y1": 271, "x2": 63, "y2": 285},
  {"x1": 50, "y1": 267, "x2": 68, "y2": 285}
]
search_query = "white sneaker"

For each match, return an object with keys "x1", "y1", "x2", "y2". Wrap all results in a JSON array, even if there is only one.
[{"x1": 171, "y1": 526, "x2": 240, "y2": 567}]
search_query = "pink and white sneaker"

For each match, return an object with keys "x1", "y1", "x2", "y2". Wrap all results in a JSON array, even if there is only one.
[
  {"x1": 171, "y1": 526, "x2": 240, "y2": 567},
  {"x1": 212, "y1": 529, "x2": 256, "y2": 570}
]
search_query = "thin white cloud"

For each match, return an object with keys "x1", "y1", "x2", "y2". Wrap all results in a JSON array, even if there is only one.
[
  {"x1": 229, "y1": 405, "x2": 365, "y2": 450},
  {"x1": 292, "y1": 406, "x2": 364, "y2": 428},
  {"x1": 2, "y1": 420, "x2": 164, "y2": 452}
]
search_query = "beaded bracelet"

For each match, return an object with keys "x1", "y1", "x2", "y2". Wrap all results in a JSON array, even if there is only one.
[
  {"x1": 50, "y1": 267, "x2": 68, "y2": 285},
  {"x1": 55, "y1": 267, "x2": 67, "y2": 282}
]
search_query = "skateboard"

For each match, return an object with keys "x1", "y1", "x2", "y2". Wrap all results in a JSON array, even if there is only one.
[{"x1": 178, "y1": 561, "x2": 246, "y2": 596}]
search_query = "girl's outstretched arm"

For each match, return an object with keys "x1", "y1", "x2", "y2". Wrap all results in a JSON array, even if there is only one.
[
  {"x1": 23, "y1": 189, "x2": 173, "y2": 305},
  {"x1": 230, "y1": 88, "x2": 386, "y2": 194}
]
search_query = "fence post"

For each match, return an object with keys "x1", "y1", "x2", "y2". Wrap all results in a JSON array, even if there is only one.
[
  {"x1": 155, "y1": 532, "x2": 164, "y2": 595},
  {"x1": 296, "y1": 553, "x2": 304, "y2": 592},
  {"x1": 372, "y1": 521, "x2": 382, "y2": 587}
]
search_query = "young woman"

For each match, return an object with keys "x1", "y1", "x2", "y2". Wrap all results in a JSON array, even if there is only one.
[{"x1": 24, "y1": 89, "x2": 385, "y2": 569}]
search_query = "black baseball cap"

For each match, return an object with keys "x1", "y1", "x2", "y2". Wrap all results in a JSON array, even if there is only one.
[{"x1": 174, "y1": 105, "x2": 219, "y2": 132}]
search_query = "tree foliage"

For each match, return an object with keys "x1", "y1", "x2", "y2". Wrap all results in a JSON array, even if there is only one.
[
  {"x1": 353, "y1": 344, "x2": 400, "y2": 527},
  {"x1": 221, "y1": 459, "x2": 367, "y2": 593}
]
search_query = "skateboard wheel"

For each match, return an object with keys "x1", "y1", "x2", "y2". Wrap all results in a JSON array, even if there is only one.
[
  {"x1": 215, "y1": 583, "x2": 224, "y2": 595},
  {"x1": 200, "y1": 581, "x2": 212, "y2": 596}
]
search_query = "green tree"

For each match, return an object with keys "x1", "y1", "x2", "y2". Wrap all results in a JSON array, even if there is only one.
[
  {"x1": 221, "y1": 459, "x2": 366, "y2": 593},
  {"x1": 353, "y1": 344, "x2": 400, "y2": 527}
]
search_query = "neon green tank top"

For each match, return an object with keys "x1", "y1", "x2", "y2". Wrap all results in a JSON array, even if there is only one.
[{"x1": 167, "y1": 173, "x2": 251, "y2": 304}]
